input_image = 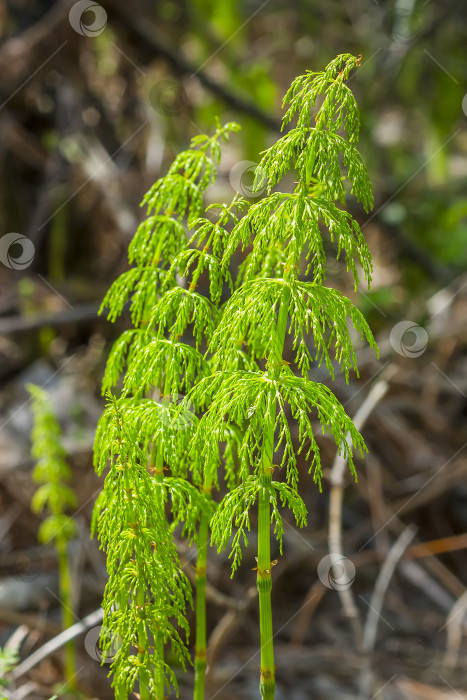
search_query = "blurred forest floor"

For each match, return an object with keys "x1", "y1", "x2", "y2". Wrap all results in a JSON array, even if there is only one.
[{"x1": 1, "y1": 1, "x2": 467, "y2": 698}]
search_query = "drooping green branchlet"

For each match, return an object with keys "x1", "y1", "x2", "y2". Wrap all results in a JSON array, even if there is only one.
[
  {"x1": 210, "y1": 279, "x2": 377, "y2": 380},
  {"x1": 258, "y1": 53, "x2": 372, "y2": 208}
]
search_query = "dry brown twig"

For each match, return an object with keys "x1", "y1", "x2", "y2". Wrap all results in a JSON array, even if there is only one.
[
  {"x1": 205, "y1": 586, "x2": 258, "y2": 691},
  {"x1": 358, "y1": 525, "x2": 417, "y2": 698},
  {"x1": 443, "y1": 588, "x2": 467, "y2": 669},
  {"x1": 328, "y1": 367, "x2": 395, "y2": 644},
  {"x1": 9, "y1": 607, "x2": 103, "y2": 682}
]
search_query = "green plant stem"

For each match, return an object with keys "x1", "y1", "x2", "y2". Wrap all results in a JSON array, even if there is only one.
[
  {"x1": 257, "y1": 275, "x2": 291, "y2": 699},
  {"x1": 119, "y1": 417, "x2": 153, "y2": 700},
  {"x1": 155, "y1": 632, "x2": 165, "y2": 698},
  {"x1": 115, "y1": 684, "x2": 128, "y2": 700},
  {"x1": 152, "y1": 444, "x2": 166, "y2": 700},
  {"x1": 115, "y1": 590, "x2": 129, "y2": 700},
  {"x1": 194, "y1": 476, "x2": 212, "y2": 700},
  {"x1": 137, "y1": 582, "x2": 151, "y2": 700},
  {"x1": 56, "y1": 537, "x2": 76, "y2": 690},
  {"x1": 257, "y1": 466, "x2": 274, "y2": 699}
]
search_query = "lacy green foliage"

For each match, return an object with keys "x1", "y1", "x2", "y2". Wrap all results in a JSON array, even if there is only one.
[
  {"x1": 28, "y1": 384, "x2": 77, "y2": 544},
  {"x1": 148, "y1": 288, "x2": 218, "y2": 348},
  {"x1": 161, "y1": 195, "x2": 247, "y2": 307},
  {"x1": 281, "y1": 54, "x2": 362, "y2": 141},
  {"x1": 286, "y1": 282, "x2": 378, "y2": 378},
  {"x1": 100, "y1": 121, "x2": 240, "y2": 369},
  {"x1": 256, "y1": 54, "x2": 373, "y2": 212},
  {"x1": 123, "y1": 338, "x2": 208, "y2": 398},
  {"x1": 221, "y1": 60, "x2": 374, "y2": 300},
  {"x1": 229, "y1": 193, "x2": 372, "y2": 288},
  {"x1": 260, "y1": 129, "x2": 373, "y2": 209},
  {"x1": 92, "y1": 396, "x2": 197, "y2": 696},
  {"x1": 102, "y1": 328, "x2": 151, "y2": 393},
  {"x1": 100, "y1": 267, "x2": 166, "y2": 327},
  {"x1": 210, "y1": 278, "x2": 378, "y2": 379},
  {"x1": 128, "y1": 217, "x2": 186, "y2": 266},
  {"x1": 141, "y1": 124, "x2": 239, "y2": 223},
  {"x1": 93, "y1": 396, "x2": 209, "y2": 536},
  {"x1": 189, "y1": 368, "x2": 365, "y2": 492},
  {"x1": 210, "y1": 474, "x2": 308, "y2": 574},
  {"x1": 28, "y1": 385, "x2": 78, "y2": 689},
  {"x1": 188, "y1": 196, "x2": 247, "y2": 257}
]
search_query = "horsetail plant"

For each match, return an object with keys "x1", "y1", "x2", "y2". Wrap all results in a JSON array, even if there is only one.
[
  {"x1": 93, "y1": 122, "x2": 242, "y2": 698},
  {"x1": 94, "y1": 52, "x2": 378, "y2": 700},
  {"x1": 182, "y1": 52, "x2": 378, "y2": 698},
  {"x1": 28, "y1": 385, "x2": 78, "y2": 691}
]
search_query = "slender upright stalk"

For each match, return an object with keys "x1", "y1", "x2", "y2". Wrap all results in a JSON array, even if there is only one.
[
  {"x1": 194, "y1": 476, "x2": 212, "y2": 699},
  {"x1": 257, "y1": 276, "x2": 292, "y2": 699},
  {"x1": 115, "y1": 589, "x2": 129, "y2": 700},
  {"x1": 120, "y1": 416, "x2": 153, "y2": 700},
  {"x1": 152, "y1": 443, "x2": 167, "y2": 700},
  {"x1": 137, "y1": 582, "x2": 151, "y2": 700},
  {"x1": 257, "y1": 463, "x2": 275, "y2": 699},
  {"x1": 115, "y1": 684, "x2": 128, "y2": 700},
  {"x1": 57, "y1": 537, "x2": 76, "y2": 690}
]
